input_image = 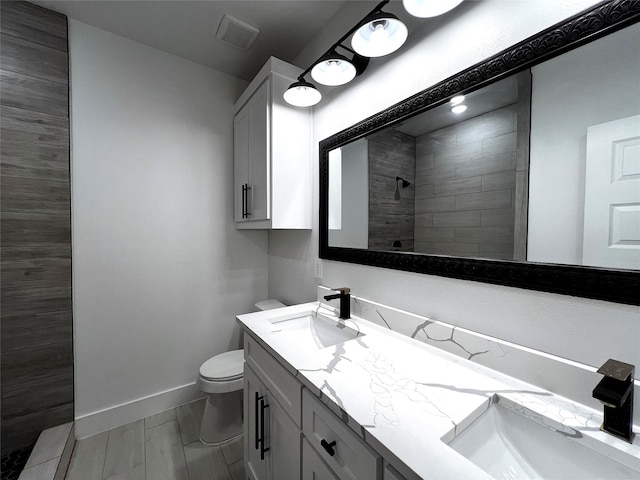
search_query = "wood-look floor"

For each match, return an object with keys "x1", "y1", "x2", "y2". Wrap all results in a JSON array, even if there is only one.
[{"x1": 65, "y1": 399, "x2": 244, "y2": 480}]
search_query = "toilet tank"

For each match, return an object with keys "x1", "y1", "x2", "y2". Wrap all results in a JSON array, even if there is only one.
[{"x1": 255, "y1": 299, "x2": 285, "y2": 311}]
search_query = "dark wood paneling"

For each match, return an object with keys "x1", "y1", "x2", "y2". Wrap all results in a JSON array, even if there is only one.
[
  {"x1": 0, "y1": 70, "x2": 69, "y2": 118},
  {"x1": 1, "y1": 311, "x2": 73, "y2": 351},
  {"x1": 0, "y1": 33, "x2": 68, "y2": 83},
  {"x1": 0, "y1": 1, "x2": 72, "y2": 456},
  {"x1": 1, "y1": 340, "x2": 73, "y2": 386},
  {"x1": 1, "y1": 371, "x2": 74, "y2": 417},
  {"x1": 1, "y1": 105, "x2": 70, "y2": 146},
  {"x1": 0, "y1": 1, "x2": 67, "y2": 52},
  {"x1": 0, "y1": 140, "x2": 69, "y2": 182},
  {"x1": 1, "y1": 176, "x2": 71, "y2": 212},
  {"x1": 0, "y1": 213, "x2": 72, "y2": 245},
  {"x1": 1, "y1": 404, "x2": 74, "y2": 453}
]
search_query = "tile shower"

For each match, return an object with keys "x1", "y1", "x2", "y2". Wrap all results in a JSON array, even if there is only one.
[{"x1": 0, "y1": 0, "x2": 73, "y2": 469}]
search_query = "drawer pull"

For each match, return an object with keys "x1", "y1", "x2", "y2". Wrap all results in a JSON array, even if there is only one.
[{"x1": 320, "y1": 439, "x2": 337, "y2": 456}]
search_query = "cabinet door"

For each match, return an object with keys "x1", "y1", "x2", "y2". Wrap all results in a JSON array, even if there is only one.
[
  {"x1": 245, "y1": 365, "x2": 268, "y2": 480},
  {"x1": 245, "y1": 364, "x2": 301, "y2": 480},
  {"x1": 234, "y1": 106, "x2": 249, "y2": 223},
  {"x1": 384, "y1": 463, "x2": 407, "y2": 480},
  {"x1": 302, "y1": 390, "x2": 380, "y2": 480},
  {"x1": 247, "y1": 80, "x2": 270, "y2": 221},
  {"x1": 302, "y1": 438, "x2": 339, "y2": 480},
  {"x1": 268, "y1": 390, "x2": 301, "y2": 479}
]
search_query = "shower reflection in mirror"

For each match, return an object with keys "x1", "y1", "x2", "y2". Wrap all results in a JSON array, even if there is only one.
[{"x1": 326, "y1": 21, "x2": 640, "y2": 271}]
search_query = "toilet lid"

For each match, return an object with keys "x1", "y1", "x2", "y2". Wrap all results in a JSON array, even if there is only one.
[{"x1": 200, "y1": 349, "x2": 244, "y2": 381}]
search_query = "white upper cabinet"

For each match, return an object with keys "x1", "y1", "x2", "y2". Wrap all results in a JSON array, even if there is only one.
[{"x1": 234, "y1": 57, "x2": 312, "y2": 229}]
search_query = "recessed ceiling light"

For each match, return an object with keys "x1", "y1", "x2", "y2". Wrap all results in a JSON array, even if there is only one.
[
  {"x1": 450, "y1": 95, "x2": 465, "y2": 106},
  {"x1": 451, "y1": 104, "x2": 467, "y2": 114}
]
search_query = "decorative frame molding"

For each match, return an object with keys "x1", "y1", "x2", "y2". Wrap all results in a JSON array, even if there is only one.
[{"x1": 319, "y1": 0, "x2": 640, "y2": 306}]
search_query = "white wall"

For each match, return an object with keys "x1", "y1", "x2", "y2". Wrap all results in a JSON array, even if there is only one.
[
  {"x1": 328, "y1": 139, "x2": 369, "y2": 249},
  {"x1": 528, "y1": 23, "x2": 640, "y2": 265},
  {"x1": 269, "y1": 0, "x2": 640, "y2": 374},
  {"x1": 70, "y1": 21, "x2": 268, "y2": 436}
]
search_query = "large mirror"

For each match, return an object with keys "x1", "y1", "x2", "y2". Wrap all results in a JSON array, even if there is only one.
[{"x1": 320, "y1": 1, "x2": 640, "y2": 305}]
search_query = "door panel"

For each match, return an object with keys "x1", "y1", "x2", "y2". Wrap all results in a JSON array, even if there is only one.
[
  {"x1": 247, "y1": 80, "x2": 270, "y2": 221},
  {"x1": 268, "y1": 390, "x2": 301, "y2": 479},
  {"x1": 583, "y1": 115, "x2": 640, "y2": 269},
  {"x1": 234, "y1": 107, "x2": 249, "y2": 222}
]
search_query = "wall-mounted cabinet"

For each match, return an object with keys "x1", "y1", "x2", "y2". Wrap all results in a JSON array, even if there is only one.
[{"x1": 234, "y1": 57, "x2": 312, "y2": 229}]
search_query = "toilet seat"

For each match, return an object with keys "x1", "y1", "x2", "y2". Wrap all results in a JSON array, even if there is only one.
[
  {"x1": 199, "y1": 349, "x2": 244, "y2": 381},
  {"x1": 198, "y1": 349, "x2": 244, "y2": 394}
]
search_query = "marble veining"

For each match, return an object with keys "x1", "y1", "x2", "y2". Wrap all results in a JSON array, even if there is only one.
[
  {"x1": 338, "y1": 286, "x2": 640, "y2": 420},
  {"x1": 238, "y1": 299, "x2": 640, "y2": 479}
]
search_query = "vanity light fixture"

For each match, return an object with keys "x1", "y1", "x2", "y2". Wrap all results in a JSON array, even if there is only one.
[
  {"x1": 282, "y1": 79, "x2": 322, "y2": 107},
  {"x1": 283, "y1": 0, "x2": 408, "y2": 107},
  {"x1": 311, "y1": 51, "x2": 357, "y2": 86},
  {"x1": 351, "y1": 10, "x2": 408, "y2": 58},
  {"x1": 402, "y1": 0, "x2": 464, "y2": 18}
]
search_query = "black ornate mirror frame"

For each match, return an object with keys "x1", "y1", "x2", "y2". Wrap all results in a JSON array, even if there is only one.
[{"x1": 319, "y1": 0, "x2": 640, "y2": 306}]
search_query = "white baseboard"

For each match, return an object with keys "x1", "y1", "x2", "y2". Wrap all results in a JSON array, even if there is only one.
[{"x1": 74, "y1": 382, "x2": 204, "y2": 439}]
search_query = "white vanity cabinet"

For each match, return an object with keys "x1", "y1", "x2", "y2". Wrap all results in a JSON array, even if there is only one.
[
  {"x1": 244, "y1": 365, "x2": 301, "y2": 480},
  {"x1": 233, "y1": 56, "x2": 312, "y2": 229},
  {"x1": 244, "y1": 335, "x2": 302, "y2": 480},
  {"x1": 302, "y1": 438, "x2": 339, "y2": 480},
  {"x1": 243, "y1": 331, "x2": 390, "y2": 480},
  {"x1": 302, "y1": 389, "x2": 381, "y2": 480}
]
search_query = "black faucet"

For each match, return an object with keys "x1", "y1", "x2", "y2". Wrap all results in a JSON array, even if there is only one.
[
  {"x1": 323, "y1": 287, "x2": 350, "y2": 319},
  {"x1": 592, "y1": 358, "x2": 635, "y2": 442}
]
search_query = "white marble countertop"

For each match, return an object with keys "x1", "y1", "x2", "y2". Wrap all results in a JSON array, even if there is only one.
[{"x1": 237, "y1": 302, "x2": 640, "y2": 479}]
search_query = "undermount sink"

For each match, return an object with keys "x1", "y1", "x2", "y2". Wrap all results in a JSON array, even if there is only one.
[
  {"x1": 446, "y1": 397, "x2": 639, "y2": 479},
  {"x1": 269, "y1": 311, "x2": 362, "y2": 350}
]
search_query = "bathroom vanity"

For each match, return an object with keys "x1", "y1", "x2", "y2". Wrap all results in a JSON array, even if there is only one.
[{"x1": 237, "y1": 295, "x2": 640, "y2": 480}]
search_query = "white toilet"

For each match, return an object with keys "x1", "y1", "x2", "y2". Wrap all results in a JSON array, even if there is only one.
[{"x1": 198, "y1": 299, "x2": 285, "y2": 445}]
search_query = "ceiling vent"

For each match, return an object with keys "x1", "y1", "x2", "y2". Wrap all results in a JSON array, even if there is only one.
[{"x1": 216, "y1": 14, "x2": 259, "y2": 51}]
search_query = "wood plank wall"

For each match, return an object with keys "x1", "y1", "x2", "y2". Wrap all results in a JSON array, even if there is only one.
[
  {"x1": 414, "y1": 104, "x2": 519, "y2": 260},
  {"x1": 367, "y1": 129, "x2": 416, "y2": 252},
  {"x1": 1, "y1": 1, "x2": 73, "y2": 455}
]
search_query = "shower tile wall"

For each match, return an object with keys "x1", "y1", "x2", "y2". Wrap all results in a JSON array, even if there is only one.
[
  {"x1": 368, "y1": 129, "x2": 416, "y2": 251},
  {"x1": 414, "y1": 105, "x2": 518, "y2": 260},
  {"x1": 0, "y1": 1, "x2": 73, "y2": 455}
]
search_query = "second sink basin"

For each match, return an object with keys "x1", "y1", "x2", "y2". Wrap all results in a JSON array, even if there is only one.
[
  {"x1": 445, "y1": 397, "x2": 639, "y2": 479},
  {"x1": 269, "y1": 311, "x2": 362, "y2": 350}
]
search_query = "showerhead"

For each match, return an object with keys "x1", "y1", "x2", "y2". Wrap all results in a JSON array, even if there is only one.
[{"x1": 396, "y1": 176, "x2": 410, "y2": 188}]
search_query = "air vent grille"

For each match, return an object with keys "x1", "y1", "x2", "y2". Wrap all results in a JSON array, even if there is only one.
[{"x1": 216, "y1": 14, "x2": 259, "y2": 51}]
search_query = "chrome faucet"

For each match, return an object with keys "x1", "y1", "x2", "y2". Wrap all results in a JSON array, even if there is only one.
[
  {"x1": 323, "y1": 287, "x2": 350, "y2": 319},
  {"x1": 592, "y1": 358, "x2": 635, "y2": 442}
]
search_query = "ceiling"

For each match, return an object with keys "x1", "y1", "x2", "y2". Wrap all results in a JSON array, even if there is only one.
[
  {"x1": 33, "y1": 0, "x2": 354, "y2": 81},
  {"x1": 394, "y1": 75, "x2": 520, "y2": 136}
]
